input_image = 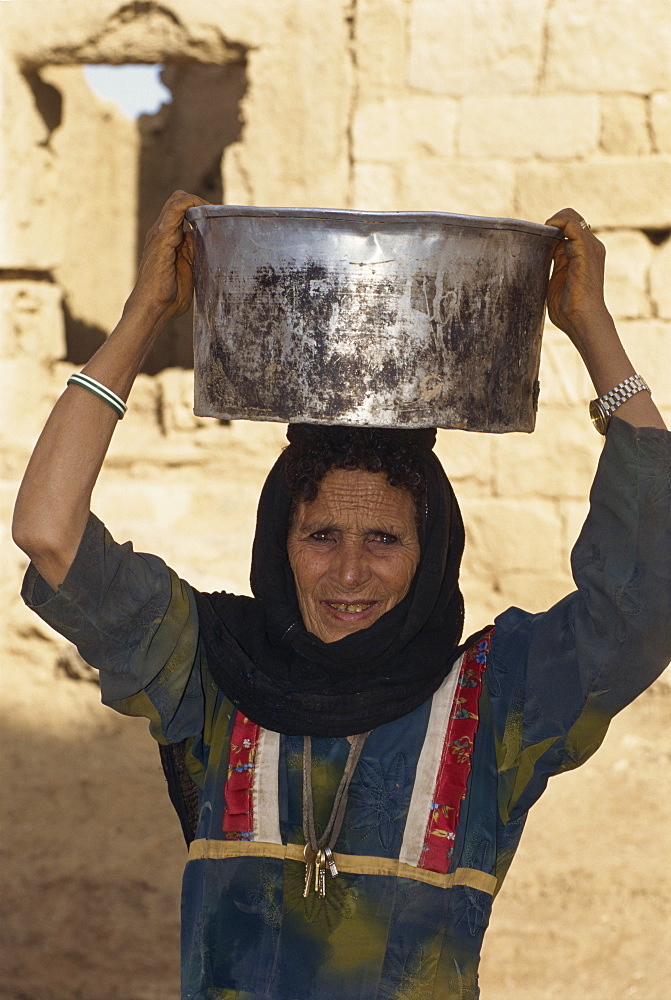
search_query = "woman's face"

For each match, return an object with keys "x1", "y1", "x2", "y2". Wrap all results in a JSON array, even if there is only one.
[{"x1": 287, "y1": 468, "x2": 421, "y2": 643}]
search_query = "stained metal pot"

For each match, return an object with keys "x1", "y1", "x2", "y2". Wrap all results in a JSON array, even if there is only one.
[{"x1": 186, "y1": 206, "x2": 561, "y2": 432}]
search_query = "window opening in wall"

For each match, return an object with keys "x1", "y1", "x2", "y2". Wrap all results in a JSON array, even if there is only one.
[
  {"x1": 51, "y1": 58, "x2": 246, "y2": 374},
  {"x1": 83, "y1": 64, "x2": 171, "y2": 119}
]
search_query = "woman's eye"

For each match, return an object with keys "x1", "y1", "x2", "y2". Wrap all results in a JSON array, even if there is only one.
[
  {"x1": 309, "y1": 530, "x2": 333, "y2": 542},
  {"x1": 372, "y1": 533, "x2": 399, "y2": 545}
]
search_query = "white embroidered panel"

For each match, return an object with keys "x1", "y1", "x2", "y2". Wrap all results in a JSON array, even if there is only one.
[
  {"x1": 398, "y1": 653, "x2": 463, "y2": 868},
  {"x1": 253, "y1": 728, "x2": 283, "y2": 844}
]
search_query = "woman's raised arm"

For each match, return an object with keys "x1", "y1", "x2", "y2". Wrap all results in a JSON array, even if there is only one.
[
  {"x1": 544, "y1": 206, "x2": 666, "y2": 431},
  {"x1": 12, "y1": 190, "x2": 208, "y2": 590}
]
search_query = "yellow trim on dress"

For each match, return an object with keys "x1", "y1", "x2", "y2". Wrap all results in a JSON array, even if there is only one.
[{"x1": 188, "y1": 838, "x2": 497, "y2": 895}]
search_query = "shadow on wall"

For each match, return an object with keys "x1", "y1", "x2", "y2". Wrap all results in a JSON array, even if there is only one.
[
  {"x1": 24, "y1": 70, "x2": 63, "y2": 145},
  {"x1": 63, "y1": 299, "x2": 108, "y2": 366},
  {"x1": 138, "y1": 61, "x2": 248, "y2": 374}
]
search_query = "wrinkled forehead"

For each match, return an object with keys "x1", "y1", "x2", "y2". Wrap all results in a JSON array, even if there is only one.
[{"x1": 290, "y1": 468, "x2": 419, "y2": 534}]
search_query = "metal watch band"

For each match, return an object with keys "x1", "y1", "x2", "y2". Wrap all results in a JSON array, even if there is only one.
[
  {"x1": 596, "y1": 374, "x2": 650, "y2": 415},
  {"x1": 589, "y1": 374, "x2": 650, "y2": 434}
]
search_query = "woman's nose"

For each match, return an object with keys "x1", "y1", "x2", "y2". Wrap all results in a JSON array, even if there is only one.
[{"x1": 331, "y1": 540, "x2": 371, "y2": 590}]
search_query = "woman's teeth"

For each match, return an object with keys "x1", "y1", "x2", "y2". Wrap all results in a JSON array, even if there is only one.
[{"x1": 327, "y1": 602, "x2": 373, "y2": 613}]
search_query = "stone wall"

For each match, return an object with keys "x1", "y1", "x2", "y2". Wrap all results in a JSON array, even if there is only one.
[{"x1": 1, "y1": 1, "x2": 670, "y2": 996}]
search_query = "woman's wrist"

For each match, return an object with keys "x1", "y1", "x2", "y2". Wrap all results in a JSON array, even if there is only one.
[
  {"x1": 79, "y1": 306, "x2": 167, "y2": 401},
  {"x1": 120, "y1": 293, "x2": 175, "y2": 338},
  {"x1": 562, "y1": 309, "x2": 630, "y2": 389},
  {"x1": 567, "y1": 313, "x2": 666, "y2": 430}
]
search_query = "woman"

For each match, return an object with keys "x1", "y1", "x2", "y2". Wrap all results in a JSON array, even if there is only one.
[{"x1": 13, "y1": 192, "x2": 671, "y2": 999}]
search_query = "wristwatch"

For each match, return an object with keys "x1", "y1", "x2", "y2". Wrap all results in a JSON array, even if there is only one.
[{"x1": 589, "y1": 374, "x2": 650, "y2": 434}]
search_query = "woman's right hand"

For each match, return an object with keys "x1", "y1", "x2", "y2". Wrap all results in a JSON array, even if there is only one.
[{"x1": 124, "y1": 189, "x2": 209, "y2": 327}]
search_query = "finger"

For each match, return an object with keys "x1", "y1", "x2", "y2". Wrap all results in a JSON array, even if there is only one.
[
  {"x1": 180, "y1": 229, "x2": 196, "y2": 267},
  {"x1": 164, "y1": 189, "x2": 210, "y2": 211},
  {"x1": 155, "y1": 191, "x2": 209, "y2": 237},
  {"x1": 550, "y1": 238, "x2": 569, "y2": 269},
  {"x1": 545, "y1": 206, "x2": 583, "y2": 227},
  {"x1": 545, "y1": 207, "x2": 595, "y2": 241}
]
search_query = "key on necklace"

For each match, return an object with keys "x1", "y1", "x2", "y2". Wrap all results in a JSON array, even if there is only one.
[
  {"x1": 317, "y1": 850, "x2": 327, "y2": 898},
  {"x1": 314, "y1": 848, "x2": 323, "y2": 894},
  {"x1": 324, "y1": 845, "x2": 339, "y2": 878},
  {"x1": 303, "y1": 844, "x2": 317, "y2": 898}
]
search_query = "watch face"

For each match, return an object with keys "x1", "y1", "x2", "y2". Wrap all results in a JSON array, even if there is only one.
[{"x1": 589, "y1": 399, "x2": 609, "y2": 434}]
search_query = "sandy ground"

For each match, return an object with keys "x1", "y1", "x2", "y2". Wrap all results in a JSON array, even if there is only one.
[{"x1": 2, "y1": 628, "x2": 670, "y2": 1000}]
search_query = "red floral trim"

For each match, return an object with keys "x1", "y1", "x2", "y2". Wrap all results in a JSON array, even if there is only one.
[
  {"x1": 222, "y1": 712, "x2": 260, "y2": 840},
  {"x1": 419, "y1": 629, "x2": 492, "y2": 874}
]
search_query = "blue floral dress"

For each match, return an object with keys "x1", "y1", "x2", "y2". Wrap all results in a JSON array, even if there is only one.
[{"x1": 22, "y1": 418, "x2": 671, "y2": 999}]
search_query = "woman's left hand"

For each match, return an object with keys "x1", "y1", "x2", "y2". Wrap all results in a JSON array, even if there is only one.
[
  {"x1": 544, "y1": 207, "x2": 610, "y2": 356},
  {"x1": 544, "y1": 208, "x2": 666, "y2": 430}
]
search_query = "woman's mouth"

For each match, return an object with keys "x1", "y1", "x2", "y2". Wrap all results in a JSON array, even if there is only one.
[{"x1": 322, "y1": 600, "x2": 379, "y2": 622}]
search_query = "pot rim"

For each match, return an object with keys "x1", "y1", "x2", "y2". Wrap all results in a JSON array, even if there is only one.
[{"x1": 185, "y1": 204, "x2": 563, "y2": 240}]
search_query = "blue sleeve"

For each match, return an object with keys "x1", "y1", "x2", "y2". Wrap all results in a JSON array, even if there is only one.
[
  {"x1": 21, "y1": 513, "x2": 205, "y2": 744},
  {"x1": 488, "y1": 417, "x2": 671, "y2": 824}
]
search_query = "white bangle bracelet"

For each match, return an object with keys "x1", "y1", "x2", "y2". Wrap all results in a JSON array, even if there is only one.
[{"x1": 66, "y1": 372, "x2": 128, "y2": 419}]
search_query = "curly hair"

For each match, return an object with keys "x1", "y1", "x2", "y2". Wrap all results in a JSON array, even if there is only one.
[{"x1": 283, "y1": 423, "x2": 437, "y2": 523}]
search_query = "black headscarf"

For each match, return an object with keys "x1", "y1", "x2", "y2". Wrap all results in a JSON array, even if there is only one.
[{"x1": 194, "y1": 427, "x2": 466, "y2": 736}]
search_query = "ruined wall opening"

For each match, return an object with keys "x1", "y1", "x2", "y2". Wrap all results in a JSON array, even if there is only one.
[
  {"x1": 22, "y1": 53, "x2": 247, "y2": 374},
  {"x1": 137, "y1": 62, "x2": 247, "y2": 373}
]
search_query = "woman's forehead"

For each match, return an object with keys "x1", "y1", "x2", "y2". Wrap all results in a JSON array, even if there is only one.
[{"x1": 294, "y1": 468, "x2": 417, "y2": 529}]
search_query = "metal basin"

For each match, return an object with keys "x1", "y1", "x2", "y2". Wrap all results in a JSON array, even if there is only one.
[{"x1": 186, "y1": 206, "x2": 561, "y2": 432}]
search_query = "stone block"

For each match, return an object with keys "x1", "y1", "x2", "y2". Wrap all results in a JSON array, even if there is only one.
[
  {"x1": 102, "y1": 374, "x2": 163, "y2": 454},
  {"x1": 599, "y1": 230, "x2": 653, "y2": 319},
  {"x1": 355, "y1": 0, "x2": 408, "y2": 95},
  {"x1": 222, "y1": 142, "x2": 253, "y2": 207},
  {"x1": 544, "y1": 0, "x2": 671, "y2": 93},
  {"x1": 458, "y1": 96, "x2": 599, "y2": 160},
  {"x1": 615, "y1": 321, "x2": 671, "y2": 407},
  {"x1": 459, "y1": 575, "x2": 505, "y2": 634},
  {"x1": 651, "y1": 93, "x2": 671, "y2": 154},
  {"x1": 353, "y1": 96, "x2": 458, "y2": 162},
  {"x1": 0, "y1": 358, "x2": 60, "y2": 446},
  {"x1": 92, "y1": 476, "x2": 195, "y2": 547},
  {"x1": 408, "y1": 0, "x2": 545, "y2": 95},
  {"x1": 459, "y1": 496, "x2": 564, "y2": 580},
  {"x1": 515, "y1": 158, "x2": 671, "y2": 229},
  {"x1": 399, "y1": 159, "x2": 515, "y2": 217},
  {"x1": 157, "y1": 368, "x2": 209, "y2": 434},
  {"x1": 212, "y1": 418, "x2": 288, "y2": 467},
  {"x1": 0, "y1": 62, "x2": 62, "y2": 270},
  {"x1": 351, "y1": 163, "x2": 399, "y2": 211},
  {"x1": 492, "y1": 406, "x2": 602, "y2": 501},
  {"x1": 434, "y1": 429, "x2": 495, "y2": 497},
  {"x1": 495, "y1": 570, "x2": 575, "y2": 616},
  {"x1": 650, "y1": 237, "x2": 671, "y2": 319},
  {"x1": 0, "y1": 280, "x2": 66, "y2": 361},
  {"x1": 225, "y1": 7, "x2": 352, "y2": 208},
  {"x1": 600, "y1": 96, "x2": 651, "y2": 156}
]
